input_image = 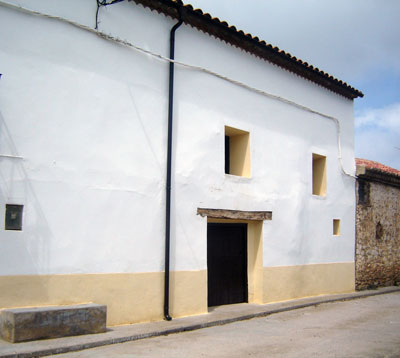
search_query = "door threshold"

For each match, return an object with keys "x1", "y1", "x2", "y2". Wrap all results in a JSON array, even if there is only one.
[{"x1": 208, "y1": 302, "x2": 249, "y2": 313}]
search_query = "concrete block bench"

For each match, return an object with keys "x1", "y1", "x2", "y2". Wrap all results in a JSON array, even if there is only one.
[{"x1": 0, "y1": 303, "x2": 106, "y2": 343}]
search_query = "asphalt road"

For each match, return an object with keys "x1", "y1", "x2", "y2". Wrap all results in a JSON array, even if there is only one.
[{"x1": 53, "y1": 292, "x2": 400, "y2": 358}]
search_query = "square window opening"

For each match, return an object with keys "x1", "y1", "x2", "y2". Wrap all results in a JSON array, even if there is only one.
[
  {"x1": 225, "y1": 126, "x2": 251, "y2": 178},
  {"x1": 5, "y1": 204, "x2": 23, "y2": 231},
  {"x1": 312, "y1": 153, "x2": 327, "y2": 196}
]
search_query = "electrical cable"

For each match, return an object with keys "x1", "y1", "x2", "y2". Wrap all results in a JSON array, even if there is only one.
[
  {"x1": 0, "y1": 0, "x2": 356, "y2": 178},
  {"x1": 0, "y1": 154, "x2": 24, "y2": 159}
]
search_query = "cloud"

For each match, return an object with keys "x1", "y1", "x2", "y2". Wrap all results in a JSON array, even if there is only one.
[
  {"x1": 355, "y1": 103, "x2": 400, "y2": 169},
  {"x1": 356, "y1": 103, "x2": 400, "y2": 129}
]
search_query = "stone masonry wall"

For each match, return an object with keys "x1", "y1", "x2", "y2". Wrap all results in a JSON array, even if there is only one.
[{"x1": 355, "y1": 179, "x2": 400, "y2": 290}]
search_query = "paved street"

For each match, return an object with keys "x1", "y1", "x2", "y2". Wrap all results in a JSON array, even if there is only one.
[{"x1": 53, "y1": 292, "x2": 400, "y2": 358}]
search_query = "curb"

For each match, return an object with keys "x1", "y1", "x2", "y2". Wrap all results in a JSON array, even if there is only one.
[{"x1": 1, "y1": 287, "x2": 399, "y2": 358}]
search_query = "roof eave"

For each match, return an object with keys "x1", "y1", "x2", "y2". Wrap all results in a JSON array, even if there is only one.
[
  {"x1": 130, "y1": 0, "x2": 364, "y2": 100},
  {"x1": 357, "y1": 167, "x2": 400, "y2": 188}
]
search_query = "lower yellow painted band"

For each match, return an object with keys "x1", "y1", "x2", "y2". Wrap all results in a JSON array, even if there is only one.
[
  {"x1": 0, "y1": 263, "x2": 354, "y2": 325},
  {"x1": 0, "y1": 270, "x2": 208, "y2": 326},
  {"x1": 263, "y1": 262, "x2": 355, "y2": 303}
]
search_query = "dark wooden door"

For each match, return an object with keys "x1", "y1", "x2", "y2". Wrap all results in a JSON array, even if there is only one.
[{"x1": 207, "y1": 223, "x2": 248, "y2": 306}]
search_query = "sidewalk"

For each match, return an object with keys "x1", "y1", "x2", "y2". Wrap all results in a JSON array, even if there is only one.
[{"x1": 1, "y1": 287, "x2": 399, "y2": 358}]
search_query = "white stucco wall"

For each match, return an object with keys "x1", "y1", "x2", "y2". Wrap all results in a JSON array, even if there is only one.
[{"x1": 0, "y1": 0, "x2": 356, "y2": 276}]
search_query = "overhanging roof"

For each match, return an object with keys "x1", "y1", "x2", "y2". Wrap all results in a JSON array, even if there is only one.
[
  {"x1": 356, "y1": 158, "x2": 400, "y2": 188},
  {"x1": 130, "y1": 0, "x2": 364, "y2": 100}
]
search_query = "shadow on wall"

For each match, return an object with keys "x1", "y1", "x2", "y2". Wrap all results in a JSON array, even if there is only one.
[{"x1": 0, "y1": 111, "x2": 53, "y2": 305}]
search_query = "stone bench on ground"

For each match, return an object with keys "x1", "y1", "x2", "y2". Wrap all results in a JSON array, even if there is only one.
[{"x1": 0, "y1": 303, "x2": 106, "y2": 343}]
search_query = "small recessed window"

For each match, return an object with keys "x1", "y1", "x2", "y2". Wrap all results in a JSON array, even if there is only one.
[
  {"x1": 224, "y1": 126, "x2": 250, "y2": 178},
  {"x1": 358, "y1": 180, "x2": 370, "y2": 205},
  {"x1": 333, "y1": 219, "x2": 340, "y2": 236},
  {"x1": 5, "y1": 204, "x2": 23, "y2": 231},
  {"x1": 312, "y1": 153, "x2": 327, "y2": 196},
  {"x1": 375, "y1": 222, "x2": 383, "y2": 241}
]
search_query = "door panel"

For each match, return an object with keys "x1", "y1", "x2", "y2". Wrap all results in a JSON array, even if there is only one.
[{"x1": 207, "y1": 223, "x2": 248, "y2": 306}]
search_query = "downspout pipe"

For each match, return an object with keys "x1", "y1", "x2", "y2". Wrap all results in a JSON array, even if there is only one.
[{"x1": 164, "y1": 2, "x2": 184, "y2": 322}]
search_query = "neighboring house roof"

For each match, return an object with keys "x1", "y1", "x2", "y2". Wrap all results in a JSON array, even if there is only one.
[
  {"x1": 130, "y1": 0, "x2": 364, "y2": 100},
  {"x1": 356, "y1": 158, "x2": 400, "y2": 188},
  {"x1": 356, "y1": 158, "x2": 400, "y2": 176}
]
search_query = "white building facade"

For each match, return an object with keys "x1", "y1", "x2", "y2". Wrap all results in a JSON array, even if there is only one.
[{"x1": 0, "y1": 0, "x2": 363, "y2": 325}]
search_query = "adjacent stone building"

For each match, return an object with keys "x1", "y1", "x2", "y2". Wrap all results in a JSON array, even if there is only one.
[{"x1": 355, "y1": 158, "x2": 400, "y2": 290}]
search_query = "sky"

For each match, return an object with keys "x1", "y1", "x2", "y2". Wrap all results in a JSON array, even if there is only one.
[{"x1": 188, "y1": 0, "x2": 400, "y2": 170}]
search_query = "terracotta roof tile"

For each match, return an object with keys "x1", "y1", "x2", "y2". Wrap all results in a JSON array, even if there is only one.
[
  {"x1": 130, "y1": 0, "x2": 363, "y2": 99},
  {"x1": 356, "y1": 158, "x2": 400, "y2": 176}
]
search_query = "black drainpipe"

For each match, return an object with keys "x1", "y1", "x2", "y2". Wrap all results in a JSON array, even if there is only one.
[{"x1": 164, "y1": 1, "x2": 184, "y2": 322}]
